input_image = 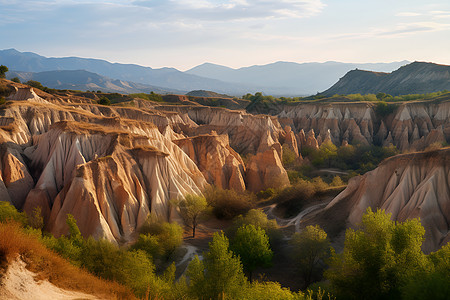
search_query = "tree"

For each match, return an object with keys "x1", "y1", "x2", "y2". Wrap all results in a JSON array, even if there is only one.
[
  {"x1": 228, "y1": 209, "x2": 282, "y2": 248},
  {"x1": 98, "y1": 96, "x2": 111, "y2": 105},
  {"x1": 172, "y1": 194, "x2": 209, "y2": 238},
  {"x1": 11, "y1": 77, "x2": 20, "y2": 83},
  {"x1": 231, "y1": 224, "x2": 273, "y2": 282},
  {"x1": 26, "y1": 80, "x2": 45, "y2": 90},
  {"x1": 187, "y1": 232, "x2": 246, "y2": 299},
  {"x1": 0, "y1": 65, "x2": 8, "y2": 78},
  {"x1": 290, "y1": 225, "x2": 331, "y2": 287},
  {"x1": 325, "y1": 208, "x2": 428, "y2": 300}
]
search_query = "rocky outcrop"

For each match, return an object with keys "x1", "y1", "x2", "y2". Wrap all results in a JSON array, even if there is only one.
[
  {"x1": 312, "y1": 148, "x2": 450, "y2": 253},
  {"x1": 174, "y1": 132, "x2": 246, "y2": 191},
  {"x1": 246, "y1": 147, "x2": 290, "y2": 192},
  {"x1": 277, "y1": 100, "x2": 450, "y2": 152},
  {"x1": 23, "y1": 121, "x2": 206, "y2": 242}
]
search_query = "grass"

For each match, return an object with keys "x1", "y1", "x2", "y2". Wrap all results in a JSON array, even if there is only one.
[{"x1": 0, "y1": 222, "x2": 135, "y2": 299}]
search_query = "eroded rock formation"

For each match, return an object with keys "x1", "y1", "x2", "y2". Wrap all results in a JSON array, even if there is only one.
[{"x1": 312, "y1": 148, "x2": 450, "y2": 253}]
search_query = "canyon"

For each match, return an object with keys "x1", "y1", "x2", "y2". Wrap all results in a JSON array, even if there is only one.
[{"x1": 0, "y1": 78, "x2": 449, "y2": 252}]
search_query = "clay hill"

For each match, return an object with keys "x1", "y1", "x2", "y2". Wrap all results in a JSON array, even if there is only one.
[
  {"x1": 0, "y1": 78, "x2": 449, "y2": 252},
  {"x1": 308, "y1": 148, "x2": 450, "y2": 253},
  {"x1": 321, "y1": 62, "x2": 450, "y2": 96}
]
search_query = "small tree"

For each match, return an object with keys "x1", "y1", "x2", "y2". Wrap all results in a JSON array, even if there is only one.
[
  {"x1": 231, "y1": 224, "x2": 273, "y2": 282},
  {"x1": 98, "y1": 96, "x2": 111, "y2": 105},
  {"x1": 11, "y1": 77, "x2": 20, "y2": 83},
  {"x1": 325, "y1": 208, "x2": 428, "y2": 300},
  {"x1": 0, "y1": 65, "x2": 8, "y2": 78},
  {"x1": 187, "y1": 232, "x2": 246, "y2": 299},
  {"x1": 172, "y1": 194, "x2": 209, "y2": 238},
  {"x1": 290, "y1": 225, "x2": 331, "y2": 287}
]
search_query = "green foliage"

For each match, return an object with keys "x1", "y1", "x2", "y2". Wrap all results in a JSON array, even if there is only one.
[
  {"x1": 137, "y1": 220, "x2": 183, "y2": 259},
  {"x1": 401, "y1": 243, "x2": 450, "y2": 300},
  {"x1": 130, "y1": 233, "x2": 160, "y2": 259},
  {"x1": 290, "y1": 225, "x2": 331, "y2": 287},
  {"x1": 228, "y1": 209, "x2": 282, "y2": 248},
  {"x1": 325, "y1": 208, "x2": 428, "y2": 300},
  {"x1": 26, "y1": 80, "x2": 45, "y2": 90},
  {"x1": 231, "y1": 224, "x2": 273, "y2": 281},
  {"x1": 330, "y1": 176, "x2": 344, "y2": 187},
  {"x1": 98, "y1": 96, "x2": 111, "y2": 105},
  {"x1": 11, "y1": 77, "x2": 20, "y2": 83},
  {"x1": 205, "y1": 186, "x2": 255, "y2": 220},
  {"x1": 187, "y1": 232, "x2": 247, "y2": 299},
  {"x1": 0, "y1": 65, "x2": 8, "y2": 78},
  {"x1": 171, "y1": 194, "x2": 209, "y2": 237},
  {"x1": 375, "y1": 101, "x2": 398, "y2": 118},
  {"x1": 244, "y1": 281, "x2": 302, "y2": 300},
  {"x1": 129, "y1": 91, "x2": 164, "y2": 102},
  {"x1": 0, "y1": 201, "x2": 27, "y2": 225},
  {"x1": 28, "y1": 206, "x2": 44, "y2": 230},
  {"x1": 282, "y1": 145, "x2": 298, "y2": 167}
]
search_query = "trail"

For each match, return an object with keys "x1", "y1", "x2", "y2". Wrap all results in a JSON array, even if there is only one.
[
  {"x1": 177, "y1": 245, "x2": 202, "y2": 267},
  {"x1": 264, "y1": 202, "x2": 327, "y2": 233}
]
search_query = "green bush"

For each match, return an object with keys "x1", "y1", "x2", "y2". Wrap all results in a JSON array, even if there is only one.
[
  {"x1": 137, "y1": 220, "x2": 183, "y2": 259},
  {"x1": 205, "y1": 187, "x2": 255, "y2": 220},
  {"x1": 230, "y1": 224, "x2": 273, "y2": 281},
  {"x1": 228, "y1": 209, "x2": 282, "y2": 248},
  {"x1": 0, "y1": 201, "x2": 27, "y2": 225},
  {"x1": 325, "y1": 208, "x2": 428, "y2": 300},
  {"x1": 98, "y1": 96, "x2": 111, "y2": 105}
]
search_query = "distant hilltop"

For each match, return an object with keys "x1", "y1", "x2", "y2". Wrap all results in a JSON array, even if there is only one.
[{"x1": 321, "y1": 61, "x2": 450, "y2": 96}]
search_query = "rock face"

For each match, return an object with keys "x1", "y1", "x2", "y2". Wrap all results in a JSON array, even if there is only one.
[
  {"x1": 174, "y1": 133, "x2": 246, "y2": 192},
  {"x1": 277, "y1": 100, "x2": 450, "y2": 152},
  {"x1": 313, "y1": 148, "x2": 450, "y2": 253}
]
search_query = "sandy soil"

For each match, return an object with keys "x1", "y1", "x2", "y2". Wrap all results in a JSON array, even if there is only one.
[{"x1": 0, "y1": 257, "x2": 99, "y2": 300}]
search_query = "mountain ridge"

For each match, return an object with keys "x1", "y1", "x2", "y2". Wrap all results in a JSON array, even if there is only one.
[{"x1": 321, "y1": 61, "x2": 450, "y2": 96}]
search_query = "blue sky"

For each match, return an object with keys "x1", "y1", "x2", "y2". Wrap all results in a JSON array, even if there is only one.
[{"x1": 1, "y1": 0, "x2": 450, "y2": 70}]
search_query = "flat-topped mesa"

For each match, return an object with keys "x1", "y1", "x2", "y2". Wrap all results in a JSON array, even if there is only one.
[
  {"x1": 21, "y1": 121, "x2": 207, "y2": 243},
  {"x1": 174, "y1": 132, "x2": 246, "y2": 192},
  {"x1": 312, "y1": 148, "x2": 450, "y2": 253},
  {"x1": 152, "y1": 105, "x2": 284, "y2": 154}
]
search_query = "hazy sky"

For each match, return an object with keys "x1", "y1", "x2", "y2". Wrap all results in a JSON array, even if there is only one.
[{"x1": 1, "y1": 0, "x2": 450, "y2": 70}]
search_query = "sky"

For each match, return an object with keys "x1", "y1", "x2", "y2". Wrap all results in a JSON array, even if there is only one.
[{"x1": 1, "y1": 0, "x2": 450, "y2": 70}]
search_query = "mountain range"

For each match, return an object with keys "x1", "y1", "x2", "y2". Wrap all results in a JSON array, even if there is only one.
[
  {"x1": 6, "y1": 69, "x2": 184, "y2": 94},
  {"x1": 1, "y1": 49, "x2": 408, "y2": 96}
]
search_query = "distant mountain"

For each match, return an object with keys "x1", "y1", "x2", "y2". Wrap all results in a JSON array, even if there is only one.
[
  {"x1": 6, "y1": 69, "x2": 184, "y2": 94},
  {"x1": 321, "y1": 62, "x2": 450, "y2": 96},
  {"x1": 186, "y1": 61, "x2": 410, "y2": 95},
  {"x1": 0, "y1": 49, "x2": 257, "y2": 96}
]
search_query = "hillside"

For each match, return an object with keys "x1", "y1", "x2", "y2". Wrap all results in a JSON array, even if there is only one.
[
  {"x1": 321, "y1": 61, "x2": 450, "y2": 96},
  {"x1": 186, "y1": 61, "x2": 409, "y2": 95},
  {"x1": 7, "y1": 70, "x2": 184, "y2": 94}
]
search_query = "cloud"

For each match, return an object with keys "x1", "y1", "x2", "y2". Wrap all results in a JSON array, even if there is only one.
[
  {"x1": 132, "y1": 0, "x2": 326, "y2": 21},
  {"x1": 395, "y1": 12, "x2": 422, "y2": 17}
]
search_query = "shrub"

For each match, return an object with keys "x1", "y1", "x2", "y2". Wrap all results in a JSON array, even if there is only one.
[
  {"x1": 137, "y1": 220, "x2": 183, "y2": 259},
  {"x1": 98, "y1": 96, "x2": 111, "y2": 105},
  {"x1": 187, "y1": 232, "x2": 247, "y2": 299},
  {"x1": 0, "y1": 201, "x2": 27, "y2": 225},
  {"x1": 290, "y1": 225, "x2": 331, "y2": 287},
  {"x1": 228, "y1": 209, "x2": 282, "y2": 249},
  {"x1": 26, "y1": 80, "x2": 45, "y2": 90},
  {"x1": 11, "y1": 77, "x2": 20, "y2": 83},
  {"x1": 230, "y1": 224, "x2": 273, "y2": 281},
  {"x1": 205, "y1": 186, "x2": 255, "y2": 220},
  {"x1": 0, "y1": 65, "x2": 8, "y2": 78},
  {"x1": 325, "y1": 208, "x2": 428, "y2": 300}
]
